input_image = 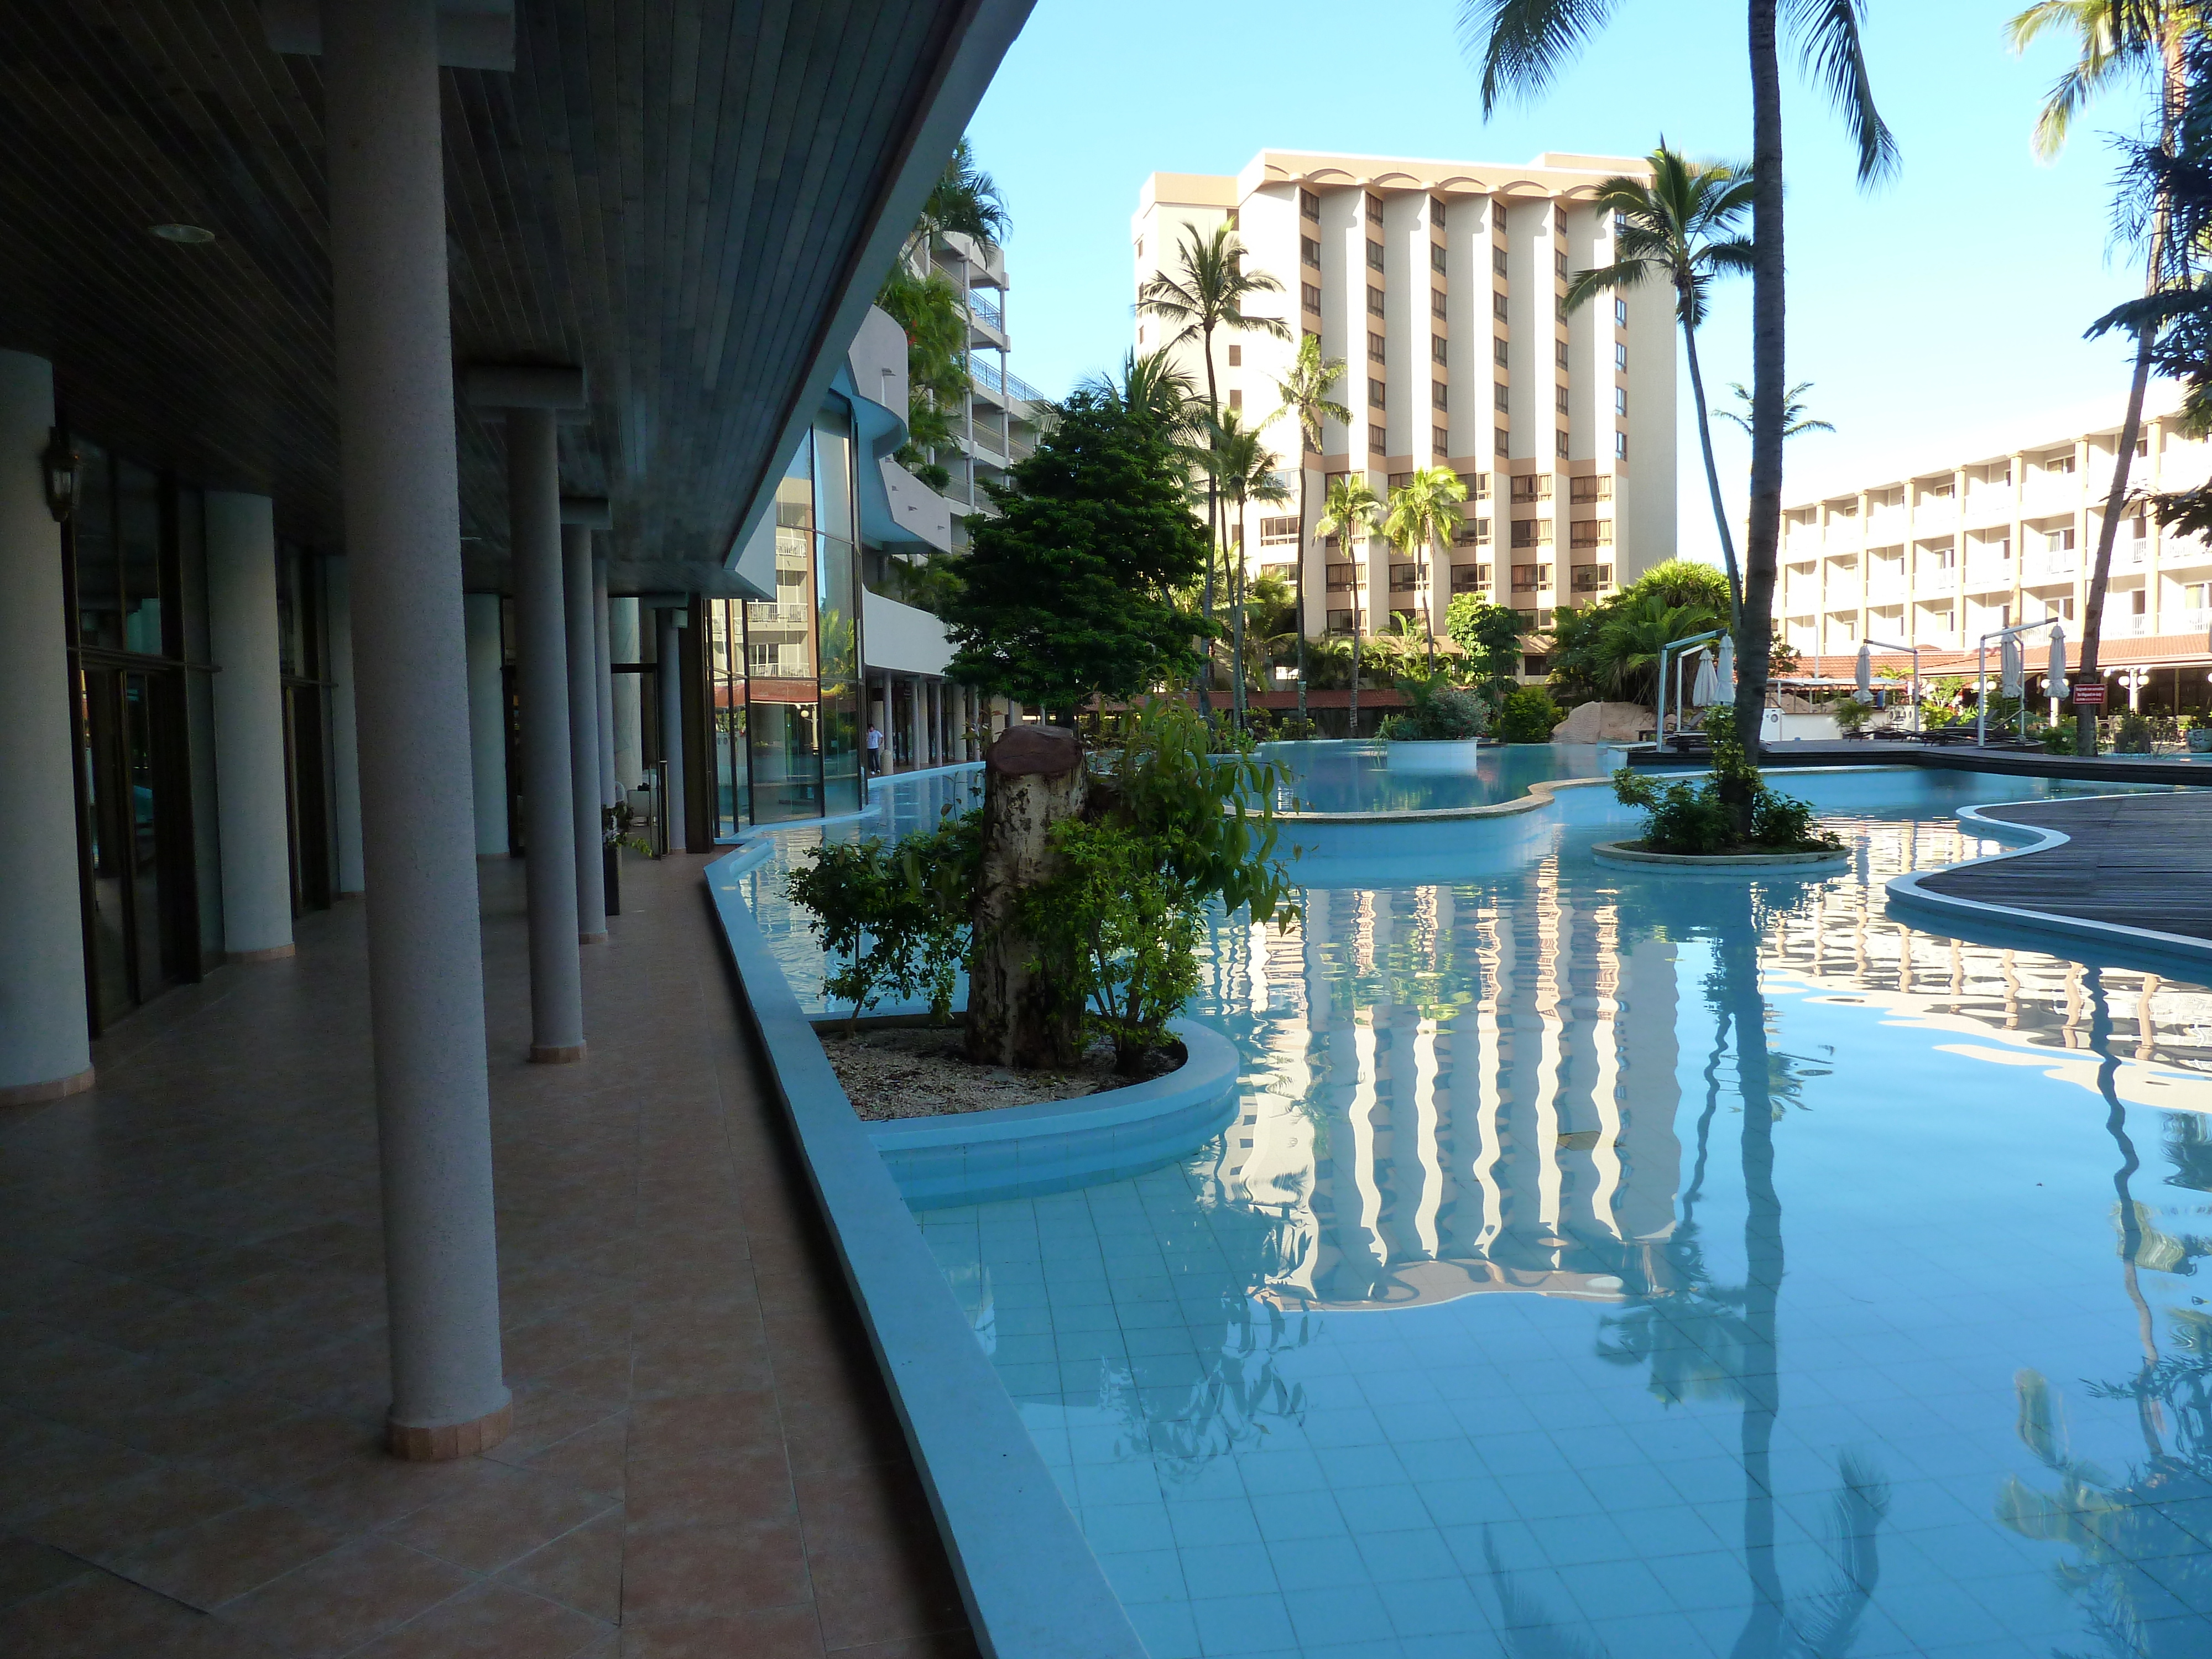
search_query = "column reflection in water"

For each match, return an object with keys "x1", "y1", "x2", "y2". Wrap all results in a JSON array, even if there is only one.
[{"x1": 899, "y1": 805, "x2": 2212, "y2": 1657}]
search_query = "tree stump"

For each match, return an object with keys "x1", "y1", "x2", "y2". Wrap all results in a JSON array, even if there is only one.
[{"x1": 966, "y1": 725, "x2": 1086, "y2": 1068}]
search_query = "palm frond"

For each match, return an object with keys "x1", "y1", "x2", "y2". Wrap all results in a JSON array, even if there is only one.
[
  {"x1": 1459, "y1": 0, "x2": 1626, "y2": 114},
  {"x1": 1785, "y1": 0, "x2": 1901, "y2": 184}
]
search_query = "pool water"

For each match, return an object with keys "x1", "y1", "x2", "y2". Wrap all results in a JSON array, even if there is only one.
[
  {"x1": 745, "y1": 766, "x2": 2212, "y2": 1657},
  {"x1": 1265, "y1": 741, "x2": 1624, "y2": 815}
]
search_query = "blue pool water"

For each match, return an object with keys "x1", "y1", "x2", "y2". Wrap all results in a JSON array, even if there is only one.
[
  {"x1": 1265, "y1": 741, "x2": 1624, "y2": 815},
  {"x1": 744, "y1": 764, "x2": 2212, "y2": 1657}
]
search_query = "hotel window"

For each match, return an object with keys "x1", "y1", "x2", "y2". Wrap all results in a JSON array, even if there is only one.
[
  {"x1": 1511, "y1": 474, "x2": 1552, "y2": 503},
  {"x1": 1493, "y1": 248, "x2": 1509, "y2": 277},
  {"x1": 1554, "y1": 251, "x2": 1568, "y2": 279},
  {"x1": 1555, "y1": 387, "x2": 1569, "y2": 415},
  {"x1": 1556, "y1": 341, "x2": 1569, "y2": 369},
  {"x1": 2047, "y1": 526, "x2": 2076, "y2": 551},
  {"x1": 1614, "y1": 387, "x2": 1628, "y2": 416},
  {"x1": 1615, "y1": 342, "x2": 1628, "y2": 372},
  {"x1": 1493, "y1": 337, "x2": 1509, "y2": 367},
  {"x1": 1227, "y1": 346, "x2": 1241, "y2": 366},
  {"x1": 1302, "y1": 283, "x2": 1322, "y2": 313},
  {"x1": 1459, "y1": 472, "x2": 1491, "y2": 499},
  {"x1": 1367, "y1": 240, "x2": 1385, "y2": 271},
  {"x1": 1432, "y1": 289, "x2": 1448, "y2": 319},
  {"x1": 1431, "y1": 197, "x2": 1447, "y2": 228},
  {"x1": 1511, "y1": 520, "x2": 1553, "y2": 547},
  {"x1": 1614, "y1": 211, "x2": 1630, "y2": 234},
  {"x1": 1433, "y1": 425, "x2": 1451, "y2": 454},
  {"x1": 1368, "y1": 286, "x2": 1387, "y2": 316},
  {"x1": 1228, "y1": 389, "x2": 1243, "y2": 410},
  {"x1": 1389, "y1": 472, "x2": 1415, "y2": 492},
  {"x1": 1455, "y1": 517, "x2": 1491, "y2": 546},
  {"x1": 1615, "y1": 432, "x2": 1629, "y2": 458},
  {"x1": 1570, "y1": 519, "x2": 1614, "y2": 547},
  {"x1": 1556, "y1": 430, "x2": 1571, "y2": 458},
  {"x1": 1493, "y1": 293, "x2": 1510, "y2": 321},
  {"x1": 1494, "y1": 383, "x2": 1509, "y2": 411},
  {"x1": 1431, "y1": 337, "x2": 1448, "y2": 365},
  {"x1": 1369, "y1": 332, "x2": 1386, "y2": 362},
  {"x1": 1512, "y1": 563, "x2": 1553, "y2": 591},
  {"x1": 1301, "y1": 188, "x2": 1321, "y2": 220},
  {"x1": 1554, "y1": 206, "x2": 1567, "y2": 233},
  {"x1": 1369, "y1": 379, "x2": 1386, "y2": 406},
  {"x1": 1302, "y1": 236, "x2": 1322, "y2": 268},
  {"x1": 1259, "y1": 515, "x2": 1300, "y2": 544},
  {"x1": 1389, "y1": 565, "x2": 1424, "y2": 592},
  {"x1": 1614, "y1": 298, "x2": 1628, "y2": 326},
  {"x1": 1572, "y1": 563, "x2": 1614, "y2": 592},
  {"x1": 1369, "y1": 427, "x2": 1386, "y2": 452},
  {"x1": 1431, "y1": 244, "x2": 1448, "y2": 275},
  {"x1": 1433, "y1": 382, "x2": 1449, "y2": 410},
  {"x1": 1365, "y1": 191, "x2": 1384, "y2": 220},
  {"x1": 1570, "y1": 475, "x2": 1612, "y2": 503},
  {"x1": 1496, "y1": 427, "x2": 1510, "y2": 452},
  {"x1": 1452, "y1": 564, "x2": 1491, "y2": 592}
]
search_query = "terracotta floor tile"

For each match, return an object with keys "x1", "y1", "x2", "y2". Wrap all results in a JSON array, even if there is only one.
[
  {"x1": 216, "y1": 1535, "x2": 476, "y2": 1658},
  {"x1": 831, "y1": 1634, "x2": 982, "y2": 1659},
  {"x1": 806, "y1": 1546, "x2": 969, "y2": 1652},
  {"x1": 186, "y1": 1407, "x2": 385, "y2": 1498},
  {"x1": 618, "y1": 1605, "x2": 825, "y2": 1658},
  {"x1": 0, "y1": 1534, "x2": 93, "y2": 1608},
  {"x1": 497, "y1": 1509, "x2": 623, "y2": 1622},
  {"x1": 24, "y1": 1462, "x2": 253, "y2": 1561},
  {"x1": 623, "y1": 1391, "x2": 783, "y2": 1464},
  {"x1": 0, "y1": 1425, "x2": 159, "y2": 1527},
  {"x1": 384, "y1": 1463, "x2": 615, "y2": 1574},
  {"x1": 618, "y1": 1520, "x2": 810, "y2": 1624},
  {"x1": 624, "y1": 1449, "x2": 792, "y2": 1533},
  {"x1": 348, "y1": 1579, "x2": 611, "y2": 1658},
  {"x1": 113, "y1": 1499, "x2": 347, "y2": 1611}
]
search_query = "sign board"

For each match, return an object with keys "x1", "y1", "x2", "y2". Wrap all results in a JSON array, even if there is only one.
[{"x1": 2072, "y1": 682, "x2": 2105, "y2": 707}]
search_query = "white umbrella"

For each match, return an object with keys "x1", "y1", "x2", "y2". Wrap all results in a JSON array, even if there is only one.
[
  {"x1": 1692, "y1": 650, "x2": 1721, "y2": 707},
  {"x1": 1854, "y1": 642, "x2": 1872, "y2": 698},
  {"x1": 2000, "y1": 635, "x2": 2023, "y2": 697},
  {"x1": 1716, "y1": 633, "x2": 1735, "y2": 700},
  {"x1": 2046, "y1": 624, "x2": 2067, "y2": 696}
]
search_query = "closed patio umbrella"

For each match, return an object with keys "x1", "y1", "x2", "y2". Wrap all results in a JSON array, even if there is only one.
[
  {"x1": 1854, "y1": 642, "x2": 1872, "y2": 698},
  {"x1": 2000, "y1": 635, "x2": 2024, "y2": 697},
  {"x1": 2046, "y1": 624, "x2": 2067, "y2": 695},
  {"x1": 1692, "y1": 650, "x2": 1721, "y2": 707},
  {"x1": 1716, "y1": 633, "x2": 1735, "y2": 701}
]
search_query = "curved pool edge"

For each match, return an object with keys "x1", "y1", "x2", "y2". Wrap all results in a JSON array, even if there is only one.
[
  {"x1": 1592, "y1": 839, "x2": 1850, "y2": 873},
  {"x1": 1885, "y1": 800, "x2": 2212, "y2": 971},
  {"x1": 702, "y1": 846, "x2": 1147, "y2": 1659},
  {"x1": 865, "y1": 1018, "x2": 1240, "y2": 1209}
]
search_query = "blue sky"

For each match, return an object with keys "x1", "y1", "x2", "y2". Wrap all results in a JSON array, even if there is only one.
[{"x1": 967, "y1": 0, "x2": 2163, "y2": 562}]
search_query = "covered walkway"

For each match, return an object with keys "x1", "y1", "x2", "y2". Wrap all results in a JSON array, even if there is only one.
[{"x1": 0, "y1": 853, "x2": 970, "y2": 1657}]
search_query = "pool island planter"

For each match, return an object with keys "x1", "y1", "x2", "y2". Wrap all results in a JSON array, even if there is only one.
[
  {"x1": 1592, "y1": 839, "x2": 1850, "y2": 873},
  {"x1": 863, "y1": 1018, "x2": 1240, "y2": 1208},
  {"x1": 1383, "y1": 736, "x2": 1482, "y2": 773}
]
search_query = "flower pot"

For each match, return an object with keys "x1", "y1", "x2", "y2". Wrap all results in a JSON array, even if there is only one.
[{"x1": 2188, "y1": 728, "x2": 2212, "y2": 754}]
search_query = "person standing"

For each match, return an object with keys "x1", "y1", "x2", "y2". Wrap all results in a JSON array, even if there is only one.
[{"x1": 864, "y1": 721, "x2": 883, "y2": 775}]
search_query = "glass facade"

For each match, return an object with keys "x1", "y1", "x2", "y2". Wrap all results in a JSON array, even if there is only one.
[{"x1": 707, "y1": 399, "x2": 866, "y2": 838}]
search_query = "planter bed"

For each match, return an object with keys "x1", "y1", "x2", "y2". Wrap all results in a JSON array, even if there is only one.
[{"x1": 1593, "y1": 838, "x2": 1850, "y2": 872}]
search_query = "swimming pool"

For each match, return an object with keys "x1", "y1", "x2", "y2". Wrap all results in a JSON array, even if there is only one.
[
  {"x1": 741, "y1": 763, "x2": 2212, "y2": 1657},
  {"x1": 1264, "y1": 740, "x2": 1625, "y2": 816}
]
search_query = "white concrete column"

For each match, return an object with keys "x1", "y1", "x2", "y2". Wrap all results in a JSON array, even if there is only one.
[
  {"x1": 324, "y1": 555, "x2": 366, "y2": 894},
  {"x1": 564, "y1": 524, "x2": 607, "y2": 937},
  {"x1": 592, "y1": 556, "x2": 617, "y2": 806},
  {"x1": 907, "y1": 675, "x2": 926, "y2": 771},
  {"x1": 656, "y1": 607, "x2": 687, "y2": 846},
  {"x1": 507, "y1": 412, "x2": 587, "y2": 1054},
  {"x1": 611, "y1": 597, "x2": 642, "y2": 791},
  {"x1": 0, "y1": 352, "x2": 92, "y2": 1104},
  {"x1": 462, "y1": 593, "x2": 509, "y2": 855},
  {"x1": 206, "y1": 492, "x2": 295, "y2": 961},
  {"x1": 324, "y1": 0, "x2": 508, "y2": 1459}
]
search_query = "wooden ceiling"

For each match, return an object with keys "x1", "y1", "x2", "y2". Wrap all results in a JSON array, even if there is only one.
[{"x1": 0, "y1": 0, "x2": 1028, "y2": 593}]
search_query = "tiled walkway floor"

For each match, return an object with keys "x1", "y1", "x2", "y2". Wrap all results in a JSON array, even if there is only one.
[{"x1": 0, "y1": 852, "x2": 973, "y2": 1658}]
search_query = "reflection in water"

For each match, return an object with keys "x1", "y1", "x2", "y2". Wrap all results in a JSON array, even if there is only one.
[{"x1": 900, "y1": 801, "x2": 2212, "y2": 1656}]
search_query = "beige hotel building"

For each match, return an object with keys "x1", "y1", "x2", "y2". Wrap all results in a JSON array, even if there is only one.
[
  {"x1": 1781, "y1": 392, "x2": 2212, "y2": 699},
  {"x1": 1134, "y1": 152, "x2": 1677, "y2": 640}
]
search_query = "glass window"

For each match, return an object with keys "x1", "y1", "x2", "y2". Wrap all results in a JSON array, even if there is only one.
[
  {"x1": 747, "y1": 439, "x2": 823, "y2": 823},
  {"x1": 73, "y1": 442, "x2": 120, "y2": 650},
  {"x1": 117, "y1": 460, "x2": 164, "y2": 656}
]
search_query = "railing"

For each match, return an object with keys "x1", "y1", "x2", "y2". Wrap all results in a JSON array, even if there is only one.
[
  {"x1": 2027, "y1": 550, "x2": 2078, "y2": 579},
  {"x1": 969, "y1": 292, "x2": 1005, "y2": 333},
  {"x1": 1962, "y1": 561, "x2": 2013, "y2": 592},
  {"x1": 745, "y1": 601, "x2": 810, "y2": 625},
  {"x1": 972, "y1": 358, "x2": 1045, "y2": 404},
  {"x1": 1916, "y1": 569, "x2": 1958, "y2": 597}
]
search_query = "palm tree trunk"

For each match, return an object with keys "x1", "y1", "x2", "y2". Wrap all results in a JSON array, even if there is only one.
[
  {"x1": 1348, "y1": 543, "x2": 1362, "y2": 738},
  {"x1": 1682, "y1": 317, "x2": 1743, "y2": 628},
  {"x1": 1421, "y1": 541, "x2": 1436, "y2": 670},
  {"x1": 2078, "y1": 34, "x2": 2180, "y2": 758},
  {"x1": 1200, "y1": 324, "x2": 1219, "y2": 727},
  {"x1": 1295, "y1": 462, "x2": 1310, "y2": 726},
  {"x1": 1232, "y1": 505, "x2": 1248, "y2": 726},
  {"x1": 1731, "y1": 0, "x2": 1785, "y2": 788}
]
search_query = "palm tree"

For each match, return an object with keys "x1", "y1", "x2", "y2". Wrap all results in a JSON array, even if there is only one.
[
  {"x1": 912, "y1": 136, "x2": 1009, "y2": 255},
  {"x1": 1465, "y1": 0, "x2": 1896, "y2": 768},
  {"x1": 1565, "y1": 145, "x2": 1755, "y2": 624},
  {"x1": 1381, "y1": 468, "x2": 1469, "y2": 667},
  {"x1": 1105, "y1": 346, "x2": 1201, "y2": 439},
  {"x1": 1316, "y1": 474, "x2": 1381, "y2": 735},
  {"x1": 1267, "y1": 336, "x2": 1351, "y2": 728},
  {"x1": 1719, "y1": 378, "x2": 1835, "y2": 441},
  {"x1": 2008, "y1": 1, "x2": 2198, "y2": 755},
  {"x1": 1207, "y1": 409, "x2": 1291, "y2": 725},
  {"x1": 1138, "y1": 225, "x2": 1292, "y2": 723}
]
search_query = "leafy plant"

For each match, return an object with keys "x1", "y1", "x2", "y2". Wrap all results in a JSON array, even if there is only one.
[
  {"x1": 2115, "y1": 710, "x2": 2155, "y2": 753},
  {"x1": 1493, "y1": 686, "x2": 1565, "y2": 744},
  {"x1": 1444, "y1": 594, "x2": 1526, "y2": 701},
  {"x1": 1829, "y1": 695, "x2": 1871, "y2": 734},
  {"x1": 1380, "y1": 661, "x2": 1489, "y2": 742},
  {"x1": 1610, "y1": 708, "x2": 1840, "y2": 854},
  {"x1": 786, "y1": 813, "x2": 979, "y2": 1035}
]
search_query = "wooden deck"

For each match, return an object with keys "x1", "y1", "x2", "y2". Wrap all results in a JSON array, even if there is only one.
[{"x1": 1917, "y1": 792, "x2": 2212, "y2": 941}]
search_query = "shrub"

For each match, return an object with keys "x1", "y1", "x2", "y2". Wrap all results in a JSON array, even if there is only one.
[
  {"x1": 1748, "y1": 789, "x2": 1825, "y2": 849},
  {"x1": 1383, "y1": 665, "x2": 1489, "y2": 742},
  {"x1": 1609, "y1": 724, "x2": 1841, "y2": 854},
  {"x1": 1829, "y1": 696, "x2": 1871, "y2": 734},
  {"x1": 1493, "y1": 687, "x2": 1565, "y2": 744},
  {"x1": 2114, "y1": 712, "x2": 2154, "y2": 753},
  {"x1": 786, "y1": 813, "x2": 978, "y2": 1033},
  {"x1": 2041, "y1": 719, "x2": 2077, "y2": 755}
]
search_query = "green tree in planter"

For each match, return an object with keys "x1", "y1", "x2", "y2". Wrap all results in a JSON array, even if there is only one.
[
  {"x1": 1445, "y1": 594, "x2": 1526, "y2": 702},
  {"x1": 787, "y1": 812, "x2": 979, "y2": 1035},
  {"x1": 944, "y1": 384, "x2": 1211, "y2": 717}
]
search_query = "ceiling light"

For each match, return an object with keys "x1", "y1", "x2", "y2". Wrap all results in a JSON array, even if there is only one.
[{"x1": 150, "y1": 223, "x2": 215, "y2": 244}]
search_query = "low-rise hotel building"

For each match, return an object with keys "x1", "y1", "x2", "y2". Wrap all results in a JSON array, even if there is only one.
[
  {"x1": 1781, "y1": 393, "x2": 2212, "y2": 709},
  {"x1": 1134, "y1": 152, "x2": 1677, "y2": 641}
]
